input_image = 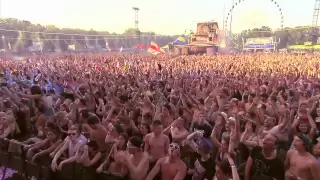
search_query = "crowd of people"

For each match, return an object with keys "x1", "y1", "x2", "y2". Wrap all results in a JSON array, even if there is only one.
[{"x1": 0, "y1": 52, "x2": 320, "y2": 180}]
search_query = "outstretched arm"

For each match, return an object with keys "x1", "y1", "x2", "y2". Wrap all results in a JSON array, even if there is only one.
[
  {"x1": 124, "y1": 152, "x2": 149, "y2": 179},
  {"x1": 145, "y1": 158, "x2": 162, "y2": 180}
]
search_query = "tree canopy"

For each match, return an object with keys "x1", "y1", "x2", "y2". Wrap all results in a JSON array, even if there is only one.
[
  {"x1": 0, "y1": 17, "x2": 316, "y2": 51},
  {"x1": 231, "y1": 25, "x2": 318, "y2": 49},
  {"x1": 0, "y1": 18, "x2": 175, "y2": 52}
]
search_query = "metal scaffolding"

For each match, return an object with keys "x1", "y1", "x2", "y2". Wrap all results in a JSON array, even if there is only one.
[
  {"x1": 132, "y1": 7, "x2": 140, "y2": 44},
  {"x1": 132, "y1": 7, "x2": 140, "y2": 31},
  {"x1": 312, "y1": 0, "x2": 320, "y2": 27}
]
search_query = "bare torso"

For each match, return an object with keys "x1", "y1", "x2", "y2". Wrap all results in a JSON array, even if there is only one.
[
  {"x1": 160, "y1": 157, "x2": 186, "y2": 180},
  {"x1": 287, "y1": 150, "x2": 316, "y2": 180},
  {"x1": 145, "y1": 134, "x2": 168, "y2": 163},
  {"x1": 162, "y1": 115, "x2": 174, "y2": 128}
]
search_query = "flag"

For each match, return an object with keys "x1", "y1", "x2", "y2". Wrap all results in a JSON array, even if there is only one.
[
  {"x1": 68, "y1": 44, "x2": 75, "y2": 50},
  {"x1": 148, "y1": 41, "x2": 165, "y2": 55},
  {"x1": 124, "y1": 62, "x2": 129, "y2": 72},
  {"x1": 104, "y1": 40, "x2": 112, "y2": 52},
  {"x1": 136, "y1": 44, "x2": 147, "y2": 50},
  {"x1": 183, "y1": 29, "x2": 191, "y2": 37},
  {"x1": 172, "y1": 36, "x2": 186, "y2": 45},
  {"x1": 119, "y1": 46, "x2": 123, "y2": 53}
]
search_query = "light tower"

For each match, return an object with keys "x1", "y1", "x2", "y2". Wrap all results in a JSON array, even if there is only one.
[
  {"x1": 312, "y1": 0, "x2": 320, "y2": 27},
  {"x1": 132, "y1": 7, "x2": 140, "y2": 30},
  {"x1": 312, "y1": 0, "x2": 320, "y2": 44},
  {"x1": 132, "y1": 7, "x2": 140, "y2": 43},
  {"x1": 0, "y1": 0, "x2": 2, "y2": 17}
]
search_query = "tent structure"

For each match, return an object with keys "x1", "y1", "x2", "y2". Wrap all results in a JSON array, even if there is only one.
[
  {"x1": 161, "y1": 44, "x2": 169, "y2": 49},
  {"x1": 161, "y1": 36, "x2": 187, "y2": 50}
]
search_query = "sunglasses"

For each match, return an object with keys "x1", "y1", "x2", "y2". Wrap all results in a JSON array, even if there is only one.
[
  {"x1": 68, "y1": 133, "x2": 76, "y2": 136},
  {"x1": 169, "y1": 143, "x2": 180, "y2": 151}
]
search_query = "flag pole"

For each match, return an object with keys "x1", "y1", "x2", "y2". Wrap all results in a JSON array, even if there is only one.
[{"x1": 223, "y1": 3, "x2": 225, "y2": 31}]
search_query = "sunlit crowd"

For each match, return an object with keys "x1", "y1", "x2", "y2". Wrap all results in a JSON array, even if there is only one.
[{"x1": 0, "y1": 52, "x2": 320, "y2": 180}]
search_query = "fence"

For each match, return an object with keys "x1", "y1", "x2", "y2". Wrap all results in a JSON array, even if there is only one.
[{"x1": 0, "y1": 138, "x2": 125, "y2": 180}]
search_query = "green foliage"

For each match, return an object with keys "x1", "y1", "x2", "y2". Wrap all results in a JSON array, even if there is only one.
[
  {"x1": 230, "y1": 25, "x2": 316, "y2": 49},
  {"x1": 0, "y1": 18, "x2": 176, "y2": 51}
]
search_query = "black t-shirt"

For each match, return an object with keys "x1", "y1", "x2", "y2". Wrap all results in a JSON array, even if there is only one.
[
  {"x1": 250, "y1": 147, "x2": 285, "y2": 180},
  {"x1": 192, "y1": 154, "x2": 215, "y2": 180}
]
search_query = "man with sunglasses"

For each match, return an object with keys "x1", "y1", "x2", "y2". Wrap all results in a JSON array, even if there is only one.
[
  {"x1": 51, "y1": 124, "x2": 87, "y2": 172},
  {"x1": 146, "y1": 142, "x2": 187, "y2": 180}
]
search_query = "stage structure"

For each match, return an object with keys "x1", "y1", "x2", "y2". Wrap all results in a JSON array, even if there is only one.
[
  {"x1": 174, "y1": 21, "x2": 225, "y2": 55},
  {"x1": 242, "y1": 37, "x2": 278, "y2": 51}
]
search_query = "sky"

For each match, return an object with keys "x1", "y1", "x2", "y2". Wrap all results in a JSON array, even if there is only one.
[{"x1": 0, "y1": 0, "x2": 316, "y2": 34}]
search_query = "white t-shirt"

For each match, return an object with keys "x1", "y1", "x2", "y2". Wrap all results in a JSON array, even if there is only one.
[{"x1": 66, "y1": 134, "x2": 87, "y2": 157}]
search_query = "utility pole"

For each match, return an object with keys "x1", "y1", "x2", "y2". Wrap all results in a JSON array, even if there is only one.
[
  {"x1": 312, "y1": 0, "x2": 320, "y2": 27},
  {"x1": 0, "y1": 0, "x2": 2, "y2": 17},
  {"x1": 312, "y1": 0, "x2": 320, "y2": 45},
  {"x1": 132, "y1": 7, "x2": 140, "y2": 45}
]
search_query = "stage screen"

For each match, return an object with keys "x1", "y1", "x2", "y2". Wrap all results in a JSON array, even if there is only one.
[{"x1": 244, "y1": 37, "x2": 273, "y2": 49}]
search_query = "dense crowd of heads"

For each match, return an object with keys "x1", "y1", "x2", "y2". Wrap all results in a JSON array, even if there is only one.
[{"x1": 1, "y1": 52, "x2": 320, "y2": 180}]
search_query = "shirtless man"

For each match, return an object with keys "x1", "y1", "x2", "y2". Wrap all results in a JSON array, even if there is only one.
[
  {"x1": 83, "y1": 115, "x2": 108, "y2": 151},
  {"x1": 144, "y1": 120, "x2": 170, "y2": 163},
  {"x1": 146, "y1": 143, "x2": 187, "y2": 180},
  {"x1": 257, "y1": 116, "x2": 277, "y2": 145},
  {"x1": 285, "y1": 134, "x2": 320, "y2": 180},
  {"x1": 170, "y1": 118, "x2": 188, "y2": 143},
  {"x1": 122, "y1": 136, "x2": 149, "y2": 180}
]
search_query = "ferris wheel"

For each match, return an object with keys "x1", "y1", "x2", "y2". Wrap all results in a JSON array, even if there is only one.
[{"x1": 224, "y1": 0, "x2": 284, "y2": 33}]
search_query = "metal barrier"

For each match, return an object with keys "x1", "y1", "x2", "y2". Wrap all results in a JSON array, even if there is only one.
[{"x1": 0, "y1": 138, "x2": 124, "y2": 180}]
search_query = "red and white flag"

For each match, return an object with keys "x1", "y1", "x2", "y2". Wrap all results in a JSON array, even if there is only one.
[{"x1": 148, "y1": 41, "x2": 165, "y2": 55}]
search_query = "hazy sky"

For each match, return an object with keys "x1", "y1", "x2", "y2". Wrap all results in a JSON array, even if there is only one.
[{"x1": 0, "y1": 0, "x2": 315, "y2": 34}]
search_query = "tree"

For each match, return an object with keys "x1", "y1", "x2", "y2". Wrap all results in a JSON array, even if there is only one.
[
  {"x1": 123, "y1": 28, "x2": 137, "y2": 36},
  {"x1": 231, "y1": 25, "x2": 317, "y2": 49},
  {"x1": 0, "y1": 17, "x2": 176, "y2": 52}
]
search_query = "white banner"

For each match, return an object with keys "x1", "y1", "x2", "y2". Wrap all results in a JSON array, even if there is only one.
[{"x1": 245, "y1": 37, "x2": 273, "y2": 45}]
